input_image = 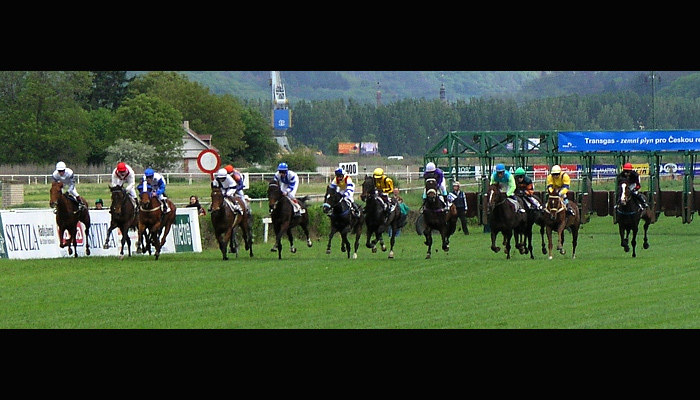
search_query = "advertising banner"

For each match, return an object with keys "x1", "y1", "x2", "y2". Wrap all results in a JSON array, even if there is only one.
[
  {"x1": 338, "y1": 142, "x2": 359, "y2": 155},
  {"x1": 0, "y1": 208, "x2": 201, "y2": 260},
  {"x1": 558, "y1": 130, "x2": 700, "y2": 152},
  {"x1": 360, "y1": 142, "x2": 379, "y2": 155},
  {"x1": 272, "y1": 109, "x2": 291, "y2": 130},
  {"x1": 338, "y1": 162, "x2": 359, "y2": 176}
]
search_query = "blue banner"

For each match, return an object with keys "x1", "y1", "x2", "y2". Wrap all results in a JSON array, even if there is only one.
[
  {"x1": 273, "y1": 109, "x2": 290, "y2": 130},
  {"x1": 558, "y1": 130, "x2": 700, "y2": 152}
]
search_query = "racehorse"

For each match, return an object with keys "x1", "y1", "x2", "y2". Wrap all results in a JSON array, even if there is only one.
[
  {"x1": 616, "y1": 182, "x2": 656, "y2": 257},
  {"x1": 210, "y1": 186, "x2": 253, "y2": 260},
  {"x1": 542, "y1": 189, "x2": 580, "y2": 259},
  {"x1": 420, "y1": 177, "x2": 457, "y2": 259},
  {"x1": 267, "y1": 180, "x2": 312, "y2": 260},
  {"x1": 322, "y1": 185, "x2": 364, "y2": 259},
  {"x1": 103, "y1": 184, "x2": 137, "y2": 259},
  {"x1": 136, "y1": 184, "x2": 176, "y2": 260},
  {"x1": 360, "y1": 175, "x2": 401, "y2": 259},
  {"x1": 49, "y1": 181, "x2": 91, "y2": 257},
  {"x1": 513, "y1": 193, "x2": 544, "y2": 259},
  {"x1": 485, "y1": 183, "x2": 527, "y2": 259}
]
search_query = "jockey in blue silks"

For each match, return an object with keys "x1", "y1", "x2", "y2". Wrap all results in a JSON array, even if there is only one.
[
  {"x1": 490, "y1": 163, "x2": 524, "y2": 213},
  {"x1": 140, "y1": 168, "x2": 170, "y2": 214}
]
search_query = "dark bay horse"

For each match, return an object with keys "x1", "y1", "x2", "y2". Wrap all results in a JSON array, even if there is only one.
[
  {"x1": 485, "y1": 183, "x2": 526, "y2": 259},
  {"x1": 210, "y1": 187, "x2": 253, "y2": 260},
  {"x1": 322, "y1": 185, "x2": 364, "y2": 259},
  {"x1": 267, "y1": 180, "x2": 312, "y2": 260},
  {"x1": 103, "y1": 184, "x2": 137, "y2": 259},
  {"x1": 542, "y1": 189, "x2": 580, "y2": 259},
  {"x1": 616, "y1": 182, "x2": 655, "y2": 257},
  {"x1": 513, "y1": 193, "x2": 544, "y2": 259},
  {"x1": 136, "y1": 185, "x2": 176, "y2": 260},
  {"x1": 49, "y1": 181, "x2": 91, "y2": 257},
  {"x1": 360, "y1": 175, "x2": 401, "y2": 259},
  {"x1": 421, "y1": 177, "x2": 457, "y2": 259}
]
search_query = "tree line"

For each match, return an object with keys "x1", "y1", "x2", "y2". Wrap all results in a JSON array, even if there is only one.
[
  {"x1": 2, "y1": 71, "x2": 699, "y2": 172},
  {"x1": 0, "y1": 71, "x2": 279, "y2": 171},
  {"x1": 283, "y1": 92, "x2": 700, "y2": 157}
]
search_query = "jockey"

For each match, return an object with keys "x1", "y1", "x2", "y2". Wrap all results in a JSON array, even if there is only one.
[
  {"x1": 490, "y1": 163, "x2": 524, "y2": 213},
  {"x1": 111, "y1": 162, "x2": 137, "y2": 206},
  {"x1": 422, "y1": 161, "x2": 450, "y2": 210},
  {"x1": 212, "y1": 168, "x2": 242, "y2": 213},
  {"x1": 330, "y1": 167, "x2": 360, "y2": 217},
  {"x1": 372, "y1": 167, "x2": 395, "y2": 216},
  {"x1": 141, "y1": 168, "x2": 170, "y2": 214},
  {"x1": 617, "y1": 162, "x2": 648, "y2": 211},
  {"x1": 224, "y1": 164, "x2": 246, "y2": 202},
  {"x1": 513, "y1": 167, "x2": 542, "y2": 210},
  {"x1": 274, "y1": 162, "x2": 302, "y2": 217},
  {"x1": 546, "y1": 164, "x2": 573, "y2": 216},
  {"x1": 52, "y1": 161, "x2": 86, "y2": 212}
]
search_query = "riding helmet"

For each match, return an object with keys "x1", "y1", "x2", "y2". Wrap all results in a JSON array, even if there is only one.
[
  {"x1": 514, "y1": 167, "x2": 526, "y2": 176},
  {"x1": 453, "y1": 181, "x2": 460, "y2": 187},
  {"x1": 56, "y1": 161, "x2": 66, "y2": 171},
  {"x1": 117, "y1": 162, "x2": 127, "y2": 172},
  {"x1": 495, "y1": 163, "x2": 505, "y2": 172},
  {"x1": 425, "y1": 162, "x2": 436, "y2": 172},
  {"x1": 550, "y1": 165, "x2": 562, "y2": 174},
  {"x1": 373, "y1": 168, "x2": 384, "y2": 178},
  {"x1": 623, "y1": 162, "x2": 633, "y2": 171},
  {"x1": 277, "y1": 162, "x2": 288, "y2": 171},
  {"x1": 335, "y1": 167, "x2": 344, "y2": 176},
  {"x1": 225, "y1": 165, "x2": 234, "y2": 173},
  {"x1": 216, "y1": 168, "x2": 228, "y2": 179},
  {"x1": 144, "y1": 168, "x2": 154, "y2": 177}
]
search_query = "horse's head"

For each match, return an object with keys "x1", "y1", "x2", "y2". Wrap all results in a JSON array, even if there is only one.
[
  {"x1": 109, "y1": 184, "x2": 126, "y2": 215},
  {"x1": 486, "y1": 183, "x2": 505, "y2": 214},
  {"x1": 546, "y1": 189, "x2": 565, "y2": 219},
  {"x1": 322, "y1": 185, "x2": 343, "y2": 214},
  {"x1": 267, "y1": 180, "x2": 282, "y2": 213},
  {"x1": 619, "y1": 182, "x2": 630, "y2": 206},
  {"x1": 360, "y1": 175, "x2": 376, "y2": 202},
  {"x1": 210, "y1": 186, "x2": 225, "y2": 212},
  {"x1": 49, "y1": 181, "x2": 63, "y2": 208},
  {"x1": 425, "y1": 178, "x2": 439, "y2": 201},
  {"x1": 139, "y1": 188, "x2": 154, "y2": 210}
]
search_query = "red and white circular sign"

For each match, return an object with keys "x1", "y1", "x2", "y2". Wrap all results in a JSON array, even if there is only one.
[{"x1": 197, "y1": 149, "x2": 220, "y2": 174}]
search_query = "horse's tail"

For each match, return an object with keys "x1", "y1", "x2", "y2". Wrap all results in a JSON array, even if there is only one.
[{"x1": 298, "y1": 195, "x2": 310, "y2": 206}]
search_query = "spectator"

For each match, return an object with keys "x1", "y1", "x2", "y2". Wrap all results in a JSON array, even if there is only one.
[
  {"x1": 388, "y1": 188, "x2": 409, "y2": 236},
  {"x1": 186, "y1": 195, "x2": 206, "y2": 216},
  {"x1": 94, "y1": 198, "x2": 104, "y2": 210},
  {"x1": 447, "y1": 182, "x2": 469, "y2": 235}
]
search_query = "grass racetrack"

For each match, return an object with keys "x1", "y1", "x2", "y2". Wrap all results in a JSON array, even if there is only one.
[{"x1": 1, "y1": 212, "x2": 698, "y2": 329}]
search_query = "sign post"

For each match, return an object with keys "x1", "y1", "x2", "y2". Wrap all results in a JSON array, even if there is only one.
[{"x1": 197, "y1": 149, "x2": 221, "y2": 180}]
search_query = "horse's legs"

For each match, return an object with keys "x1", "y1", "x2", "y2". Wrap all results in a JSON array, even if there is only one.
[
  {"x1": 490, "y1": 229, "x2": 500, "y2": 253},
  {"x1": 546, "y1": 226, "x2": 554, "y2": 259},
  {"x1": 83, "y1": 223, "x2": 90, "y2": 256},
  {"x1": 286, "y1": 229, "x2": 296, "y2": 254},
  {"x1": 104, "y1": 221, "x2": 117, "y2": 250},
  {"x1": 571, "y1": 225, "x2": 579, "y2": 259},
  {"x1": 326, "y1": 226, "x2": 337, "y2": 255},
  {"x1": 352, "y1": 225, "x2": 361, "y2": 259},
  {"x1": 619, "y1": 224, "x2": 630, "y2": 252},
  {"x1": 643, "y1": 218, "x2": 651, "y2": 250},
  {"x1": 540, "y1": 225, "x2": 547, "y2": 255},
  {"x1": 557, "y1": 226, "x2": 566, "y2": 255},
  {"x1": 504, "y1": 230, "x2": 512, "y2": 259},
  {"x1": 424, "y1": 230, "x2": 432, "y2": 259},
  {"x1": 631, "y1": 226, "x2": 638, "y2": 258},
  {"x1": 341, "y1": 232, "x2": 351, "y2": 259}
]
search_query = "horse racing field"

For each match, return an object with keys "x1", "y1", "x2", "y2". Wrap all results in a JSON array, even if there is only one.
[{"x1": 1, "y1": 214, "x2": 698, "y2": 329}]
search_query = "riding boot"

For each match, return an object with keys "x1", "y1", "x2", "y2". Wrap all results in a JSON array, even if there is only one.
[{"x1": 162, "y1": 200, "x2": 170, "y2": 214}]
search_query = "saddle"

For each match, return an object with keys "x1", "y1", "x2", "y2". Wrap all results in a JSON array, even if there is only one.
[{"x1": 507, "y1": 197, "x2": 526, "y2": 213}]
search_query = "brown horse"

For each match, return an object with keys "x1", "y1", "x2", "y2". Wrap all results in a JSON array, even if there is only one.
[
  {"x1": 420, "y1": 177, "x2": 457, "y2": 259},
  {"x1": 485, "y1": 183, "x2": 527, "y2": 259},
  {"x1": 210, "y1": 187, "x2": 253, "y2": 260},
  {"x1": 542, "y1": 189, "x2": 580, "y2": 259},
  {"x1": 49, "y1": 181, "x2": 91, "y2": 257},
  {"x1": 136, "y1": 187, "x2": 176, "y2": 260},
  {"x1": 103, "y1": 184, "x2": 137, "y2": 259},
  {"x1": 616, "y1": 182, "x2": 656, "y2": 257},
  {"x1": 267, "y1": 180, "x2": 312, "y2": 260}
]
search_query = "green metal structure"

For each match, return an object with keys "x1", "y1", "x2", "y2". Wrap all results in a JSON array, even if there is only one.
[{"x1": 424, "y1": 130, "x2": 698, "y2": 224}]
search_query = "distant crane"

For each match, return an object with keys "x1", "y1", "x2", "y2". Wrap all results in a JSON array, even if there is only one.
[{"x1": 270, "y1": 71, "x2": 292, "y2": 152}]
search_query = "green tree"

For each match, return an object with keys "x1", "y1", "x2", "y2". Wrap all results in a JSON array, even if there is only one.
[
  {"x1": 86, "y1": 71, "x2": 133, "y2": 111},
  {"x1": 114, "y1": 94, "x2": 183, "y2": 170}
]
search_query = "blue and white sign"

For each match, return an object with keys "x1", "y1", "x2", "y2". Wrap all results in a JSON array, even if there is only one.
[
  {"x1": 558, "y1": 130, "x2": 700, "y2": 152},
  {"x1": 273, "y1": 109, "x2": 291, "y2": 130}
]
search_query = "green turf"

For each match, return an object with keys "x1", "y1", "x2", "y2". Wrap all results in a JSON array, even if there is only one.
[{"x1": 1, "y1": 213, "x2": 697, "y2": 329}]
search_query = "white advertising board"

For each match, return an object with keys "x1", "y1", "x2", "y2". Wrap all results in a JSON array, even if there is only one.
[{"x1": 0, "y1": 208, "x2": 201, "y2": 260}]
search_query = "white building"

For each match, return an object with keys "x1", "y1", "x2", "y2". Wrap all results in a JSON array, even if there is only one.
[{"x1": 181, "y1": 121, "x2": 217, "y2": 173}]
